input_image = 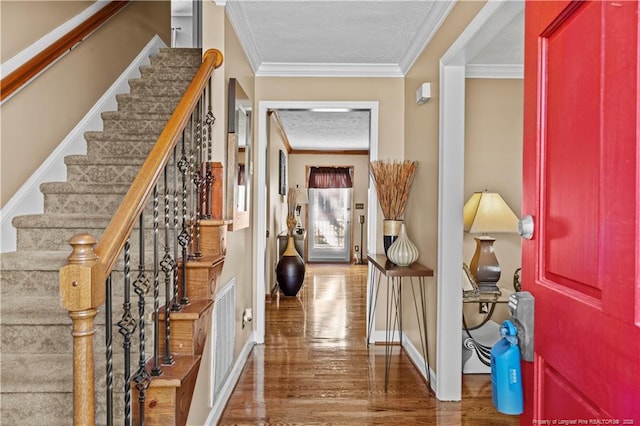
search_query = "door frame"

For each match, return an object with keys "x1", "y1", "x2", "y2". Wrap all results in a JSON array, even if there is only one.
[
  {"x1": 436, "y1": 0, "x2": 523, "y2": 401},
  {"x1": 254, "y1": 101, "x2": 379, "y2": 344}
]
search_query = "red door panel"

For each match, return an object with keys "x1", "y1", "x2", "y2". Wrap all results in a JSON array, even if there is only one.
[{"x1": 523, "y1": 1, "x2": 640, "y2": 423}]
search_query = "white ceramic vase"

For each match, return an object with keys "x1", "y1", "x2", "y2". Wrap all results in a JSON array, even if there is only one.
[{"x1": 387, "y1": 223, "x2": 419, "y2": 266}]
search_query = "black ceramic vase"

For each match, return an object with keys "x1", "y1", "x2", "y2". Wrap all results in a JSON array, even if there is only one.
[
  {"x1": 383, "y1": 219, "x2": 403, "y2": 255},
  {"x1": 276, "y1": 235, "x2": 306, "y2": 296}
]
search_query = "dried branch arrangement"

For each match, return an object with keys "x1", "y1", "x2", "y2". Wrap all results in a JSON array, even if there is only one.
[{"x1": 370, "y1": 160, "x2": 418, "y2": 220}]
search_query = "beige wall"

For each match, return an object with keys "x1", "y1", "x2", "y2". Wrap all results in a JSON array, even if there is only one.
[
  {"x1": 288, "y1": 153, "x2": 370, "y2": 263},
  {"x1": 0, "y1": 1, "x2": 170, "y2": 207},
  {"x1": 189, "y1": 4, "x2": 256, "y2": 424},
  {"x1": 463, "y1": 78, "x2": 523, "y2": 324},
  {"x1": 403, "y1": 0, "x2": 487, "y2": 370},
  {"x1": 256, "y1": 77, "x2": 404, "y2": 258},
  {"x1": 266, "y1": 114, "x2": 288, "y2": 293},
  {"x1": 1, "y1": 1, "x2": 94, "y2": 62}
]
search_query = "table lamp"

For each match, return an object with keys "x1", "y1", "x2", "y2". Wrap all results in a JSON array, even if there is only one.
[{"x1": 463, "y1": 191, "x2": 518, "y2": 294}]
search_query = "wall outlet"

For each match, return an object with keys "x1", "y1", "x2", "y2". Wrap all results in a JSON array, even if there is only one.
[
  {"x1": 355, "y1": 203, "x2": 364, "y2": 209},
  {"x1": 355, "y1": 245, "x2": 359, "y2": 253}
]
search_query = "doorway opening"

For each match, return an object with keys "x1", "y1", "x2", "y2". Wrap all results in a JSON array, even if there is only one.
[{"x1": 254, "y1": 101, "x2": 379, "y2": 344}]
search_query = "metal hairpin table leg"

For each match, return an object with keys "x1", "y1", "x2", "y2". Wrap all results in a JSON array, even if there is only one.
[{"x1": 410, "y1": 276, "x2": 432, "y2": 393}]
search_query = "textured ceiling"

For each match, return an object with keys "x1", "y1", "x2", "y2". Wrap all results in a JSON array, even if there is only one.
[
  {"x1": 226, "y1": 0, "x2": 455, "y2": 76},
  {"x1": 216, "y1": 0, "x2": 524, "y2": 151},
  {"x1": 277, "y1": 110, "x2": 371, "y2": 151}
]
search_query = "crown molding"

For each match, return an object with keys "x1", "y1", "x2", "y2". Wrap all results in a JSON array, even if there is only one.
[
  {"x1": 465, "y1": 64, "x2": 523, "y2": 79},
  {"x1": 399, "y1": 0, "x2": 457, "y2": 74},
  {"x1": 225, "y1": 1, "x2": 261, "y2": 73},
  {"x1": 256, "y1": 62, "x2": 403, "y2": 78}
]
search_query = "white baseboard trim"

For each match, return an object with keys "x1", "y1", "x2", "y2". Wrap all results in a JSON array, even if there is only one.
[
  {"x1": 205, "y1": 334, "x2": 256, "y2": 426},
  {"x1": 402, "y1": 335, "x2": 438, "y2": 392},
  {"x1": 369, "y1": 330, "x2": 437, "y2": 393},
  {"x1": 0, "y1": 35, "x2": 166, "y2": 253},
  {"x1": 402, "y1": 333, "x2": 437, "y2": 393},
  {"x1": 368, "y1": 329, "x2": 401, "y2": 345}
]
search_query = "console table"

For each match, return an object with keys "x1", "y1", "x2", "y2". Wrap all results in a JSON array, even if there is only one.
[
  {"x1": 462, "y1": 293, "x2": 510, "y2": 373},
  {"x1": 366, "y1": 254, "x2": 434, "y2": 392}
]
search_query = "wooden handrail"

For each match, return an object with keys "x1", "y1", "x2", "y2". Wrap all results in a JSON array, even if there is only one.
[
  {"x1": 0, "y1": 1, "x2": 131, "y2": 102},
  {"x1": 94, "y1": 48, "x2": 223, "y2": 275}
]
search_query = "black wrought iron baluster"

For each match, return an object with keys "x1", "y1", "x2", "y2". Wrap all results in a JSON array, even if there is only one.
[
  {"x1": 132, "y1": 213, "x2": 151, "y2": 424},
  {"x1": 151, "y1": 185, "x2": 162, "y2": 376},
  {"x1": 178, "y1": 130, "x2": 191, "y2": 305},
  {"x1": 117, "y1": 240, "x2": 136, "y2": 426},
  {"x1": 188, "y1": 113, "x2": 197, "y2": 260},
  {"x1": 105, "y1": 274, "x2": 113, "y2": 426},
  {"x1": 193, "y1": 99, "x2": 203, "y2": 256},
  {"x1": 172, "y1": 144, "x2": 181, "y2": 312},
  {"x1": 204, "y1": 84, "x2": 216, "y2": 219},
  {"x1": 161, "y1": 164, "x2": 175, "y2": 365},
  {"x1": 207, "y1": 78, "x2": 213, "y2": 162}
]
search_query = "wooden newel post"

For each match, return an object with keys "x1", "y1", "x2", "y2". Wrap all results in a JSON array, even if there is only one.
[{"x1": 59, "y1": 233, "x2": 105, "y2": 426}]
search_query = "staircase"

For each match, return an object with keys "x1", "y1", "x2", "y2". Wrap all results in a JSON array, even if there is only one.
[{"x1": 1, "y1": 48, "x2": 225, "y2": 425}]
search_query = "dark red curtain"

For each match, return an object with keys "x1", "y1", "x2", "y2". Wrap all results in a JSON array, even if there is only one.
[{"x1": 308, "y1": 167, "x2": 352, "y2": 188}]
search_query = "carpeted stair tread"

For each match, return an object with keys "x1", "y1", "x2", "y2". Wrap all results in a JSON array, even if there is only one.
[
  {"x1": 64, "y1": 154, "x2": 145, "y2": 166},
  {"x1": 83, "y1": 129, "x2": 161, "y2": 142},
  {"x1": 1, "y1": 250, "x2": 69, "y2": 270},
  {"x1": 101, "y1": 110, "x2": 173, "y2": 122},
  {"x1": 13, "y1": 213, "x2": 113, "y2": 228},
  {"x1": 41, "y1": 181, "x2": 132, "y2": 194}
]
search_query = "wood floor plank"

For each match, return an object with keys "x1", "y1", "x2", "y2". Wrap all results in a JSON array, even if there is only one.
[{"x1": 219, "y1": 264, "x2": 518, "y2": 425}]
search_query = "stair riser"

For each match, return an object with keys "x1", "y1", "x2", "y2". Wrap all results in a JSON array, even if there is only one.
[
  {"x1": 158, "y1": 308, "x2": 212, "y2": 357},
  {"x1": 151, "y1": 50, "x2": 202, "y2": 68},
  {"x1": 43, "y1": 182, "x2": 201, "y2": 216},
  {"x1": 86, "y1": 139, "x2": 155, "y2": 158},
  {"x1": 139, "y1": 66, "x2": 199, "y2": 82},
  {"x1": 1, "y1": 393, "x2": 72, "y2": 426},
  {"x1": 65, "y1": 163, "x2": 142, "y2": 184},
  {"x1": 42, "y1": 190, "x2": 177, "y2": 216},
  {"x1": 1, "y1": 270, "x2": 60, "y2": 298},
  {"x1": 84, "y1": 130, "x2": 161, "y2": 143},
  {"x1": 129, "y1": 80, "x2": 192, "y2": 98},
  {"x1": 16, "y1": 222, "x2": 202, "y2": 254},
  {"x1": 116, "y1": 98, "x2": 182, "y2": 114},
  {"x1": 102, "y1": 118, "x2": 171, "y2": 134}
]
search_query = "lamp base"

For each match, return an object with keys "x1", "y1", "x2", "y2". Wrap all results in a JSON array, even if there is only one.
[{"x1": 470, "y1": 236, "x2": 502, "y2": 295}]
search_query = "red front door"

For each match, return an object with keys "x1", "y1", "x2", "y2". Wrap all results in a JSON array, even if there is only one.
[{"x1": 523, "y1": 1, "x2": 640, "y2": 423}]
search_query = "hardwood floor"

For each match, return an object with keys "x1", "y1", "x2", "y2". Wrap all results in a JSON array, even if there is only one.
[{"x1": 219, "y1": 264, "x2": 518, "y2": 425}]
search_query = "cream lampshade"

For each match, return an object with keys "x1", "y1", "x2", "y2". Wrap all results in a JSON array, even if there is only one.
[{"x1": 463, "y1": 192, "x2": 518, "y2": 294}]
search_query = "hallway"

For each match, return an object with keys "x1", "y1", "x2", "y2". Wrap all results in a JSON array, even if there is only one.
[{"x1": 219, "y1": 264, "x2": 518, "y2": 425}]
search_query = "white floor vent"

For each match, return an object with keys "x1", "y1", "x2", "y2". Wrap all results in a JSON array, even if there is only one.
[{"x1": 211, "y1": 277, "x2": 236, "y2": 402}]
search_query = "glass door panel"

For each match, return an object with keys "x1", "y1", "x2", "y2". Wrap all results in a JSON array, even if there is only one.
[{"x1": 308, "y1": 188, "x2": 351, "y2": 262}]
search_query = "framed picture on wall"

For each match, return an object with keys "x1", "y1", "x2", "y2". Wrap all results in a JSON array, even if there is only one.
[{"x1": 279, "y1": 150, "x2": 286, "y2": 195}]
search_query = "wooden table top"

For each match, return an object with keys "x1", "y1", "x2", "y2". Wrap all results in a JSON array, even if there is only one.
[{"x1": 367, "y1": 254, "x2": 434, "y2": 278}]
